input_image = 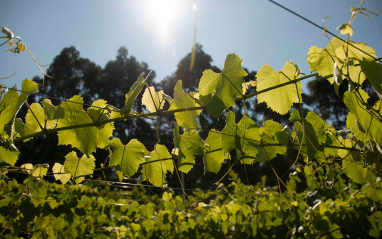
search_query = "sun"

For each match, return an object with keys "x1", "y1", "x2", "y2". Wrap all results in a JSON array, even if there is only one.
[{"x1": 147, "y1": 0, "x2": 181, "y2": 39}]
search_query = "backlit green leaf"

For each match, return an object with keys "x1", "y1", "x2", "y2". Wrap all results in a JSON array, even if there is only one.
[
  {"x1": 169, "y1": 80, "x2": 201, "y2": 130},
  {"x1": 108, "y1": 138, "x2": 148, "y2": 178},
  {"x1": 120, "y1": 72, "x2": 149, "y2": 114},
  {"x1": 335, "y1": 41, "x2": 376, "y2": 84},
  {"x1": 142, "y1": 86, "x2": 165, "y2": 112},
  {"x1": 64, "y1": 151, "x2": 95, "y2": 184},
  {"x1": 335, "y1": 41, "x2": 376, "y2": 62},
  {"x1": 41, "y1": 99, "x2": 64, "y2": 120},
  {"x1": 198, "y1": 53, "x2": 247, "y2": 118},
  {"x1": 31, "y1": 164, "x2": 49, "y2": 179},
  {"x1": 242, "y1": 80, "x2": 257, "y2": 95},
  {"x1": 204, "y1": 130, "x2": 226, "y2": 173},
  {"x1": 344, "y1": 89, "x2": 382, "y2": 145},
  {"x1": 178, "y1": 130, "x2": 204, "y2": 173},
  {"x1": 87, "y1": 99, "x2": 111, "y2": 122},
  {"x1": 256, "y1": 120, "x2": 288, "y2": 162},
  {"x1": 337, "y1": 23, "x2": 353, "y2": 36},
  {"x1": 307, "y1": 37, "x2": 344, "y2": 84},
  {"x1": 15, "y1": 102, "x2": 57, "y2": 141},
  {"x1": 142, "y1": 144, "x2": 173, "y2": 186},
  {"x1": 20, "y1": 163, "x2": 33, "y2": 174},
  {"x1": 360, "y1": 61, "x2": 382, "y2": 94},
  {"x1": 221, "y1": 111, "x2": 260, "y2": 164},
  {"x1": 256, "y1": 61, "x2": 302, "y2": 115},
  {"x1": 0, "y1": 143, "x2": 19, "y2": 166},
  {"x1": 289, "y1": 109, "x2": 301, "y2": 123},
  {"x1": 57, "y1": 95, "x2": 114, "y2": 155},
  {"x1": 52, "y1": 163, "x2": 71, "y2": 184},
  {"x1": 304, "y1": 112, "x2": 327, "y2": 162},
  {"x1": 342, "y1": 160, "x2": 368, "y2": 184},
  {"x1": 0, "y1": 79, "x2": 38, "y2": 136}
]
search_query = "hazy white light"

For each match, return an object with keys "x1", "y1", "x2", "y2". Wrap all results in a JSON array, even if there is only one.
[{"x1": 148, "y1": 0, "x2": 180, "y2": 40}]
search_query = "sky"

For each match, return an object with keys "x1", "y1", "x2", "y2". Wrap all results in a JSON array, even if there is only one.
[{"x1": 1, "y1": 0, "x2": 381, "y2": 95}]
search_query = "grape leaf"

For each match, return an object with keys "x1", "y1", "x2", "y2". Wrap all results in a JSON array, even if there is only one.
[
  {"x1": 56, "y1": 95, "x2": 114, "y2": 155},
  {"x1": 87, "y1": 99, "x2": 111, "y2": 122},
  {"x1": 337, "y1": 23, "x2": 353, "y2": 36},
  {"x1": 142, "y1": 144, "x2": 173, "y2": 186},
  {"x1": 289, "y1": 109, "x2": 301, "y2": 123},
  {"x1": 108, "y1": 138, "x2": 148, "y2": 178},
  {"x1": 0, "y1": 79, "x2": 38, "y2": 136},
  {"x1": 304, "y1": 112, "x2": 327, "y2": 162},
  {"x1": 204, "y1": 130, "x2": 226, "y2": 173},
  {"x1": 343, "y1": 89, "x2": 382, "y2": 145},
  {"x1": 20, "y1": 163, "x2": 33, "y2": 174},
  {"x1": 120, "y1": 72, "x2": 150, "y2": 114},
  {"x1": 168, "y1": 80, "x2": 201, "y2": 130},
  {"x1": 198, "y1": 53, "x2": 247, "y2": 119},
  {"x1": 52, "y1": 163, "x2": 71, "y2": 184},
  {"x1": 360, "y1": 61, "x2": 382, "y2": 94},
  {"x1": 178, "y1": 130, "x2": 205, "y2": 173},
  {"x1": 242, "y1": 80, "x2": 257, "y2": 95},
  {"x1": 335, "y1": 41, "x2": 376, "y2": 62},
  {"x1": 346, "y1": 112, "x2": 371, "y2": 143},
  {"x1": 256, "y1": 61, "x2": 302, "y2": 115},
  {"x1": 307, "y1": 37, "x2": 344, "y2": 84},
  {"x1": 64, "y1": 151, "x2": 95, "y2": 184},
  {"x1": 41, "y1": 99, "x2": 64, "y2": 120},
  {"x1": 342, "y1": 160, "x2": 368, "y2": 184},
  {"x1": 337, "y1": 136, "x2": 355, "y2": 159},
  {"x1": 0, "y1": 143, "x2": 19, "y2": 166},
  {"x1": 256, "y1": 120, "x2": 288, "y2": 162},
  {"x1": 335, "y1": 41, "x2": 376, "y2": 84},
  {"x1": 221, "y1": 111, "x2": 260, "y2": 164},
  {"x1": 15, "y1": 102, "x2": 57, "y2": 141},
  {"x1": 142, "y1": 86, "x2": 165, "y2": 113},
  {"x1": 31, "y1": 164, "x2": 49, "y2": 179}
]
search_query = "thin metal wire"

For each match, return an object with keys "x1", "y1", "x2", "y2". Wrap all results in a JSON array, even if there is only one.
[{"x1": 267, "y1": 0, "x2": 381, "y2": 63}]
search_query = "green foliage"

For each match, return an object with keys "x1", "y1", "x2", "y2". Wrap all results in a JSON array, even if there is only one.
[
  {"x1": 169, "y1": 80, "x2": 202, "y2": 130},
  {"x1": 204, "y1": 129, "x2": 227, "y2": 173},
  {"x1": 221, "y1": 111, "x2": 260, "y2": 164},
  {"x1": 177, "y1": 129, "x2": 204, "y2": 173},
  {"x1": 141, "y1": 144, "x2": 173, "y2": 186},
  {"x1": 1, "y1": 3, "x2": 382, "y2": 237},
  {"x1": 256, "y1": 61, "x2": 302, "y2": 115},
  {"x1": 64, "y1": 151, "x2": 96, "y2": 184},
  {"x1": 108, "y1": 138, "x2": 148, "y2": 180},
  {"x1": 198, "y1": 53, "x2": 247, "y2": 118},
  {"x1": 142, "y1": 86, "x2": 166, "y2": 113},
  {"x1": 120, "y1": 72, "x2": 149, "y2": 114},
  {"x1": 56, "y1": 95, "x2": 114, "y2": 155}
]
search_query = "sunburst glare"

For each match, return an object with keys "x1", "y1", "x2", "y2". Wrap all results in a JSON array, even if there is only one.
[{"x1": 148, "y1": 0, "x2": 182, "y2": 42}]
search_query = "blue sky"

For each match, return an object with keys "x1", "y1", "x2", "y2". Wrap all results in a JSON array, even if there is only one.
[{"x1": 1, "y1": 0, "x2": 381, "y2": 94}]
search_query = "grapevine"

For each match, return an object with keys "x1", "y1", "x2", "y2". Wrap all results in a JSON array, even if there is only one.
[{"x1": 1, "y1": 1, "x2": 382, "y2": 238}]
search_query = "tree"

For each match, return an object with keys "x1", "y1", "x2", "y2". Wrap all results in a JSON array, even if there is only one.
[
  {"x1": 37, "y1": 46, "x2": 102, "y2": 105},
  {"x1": 96, "y1": 46, "x2": 156, "y2": 147},
  {"x1": 157, "y1": 43, "x2": 214, "y2": 96}
]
